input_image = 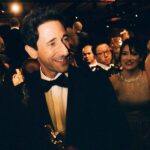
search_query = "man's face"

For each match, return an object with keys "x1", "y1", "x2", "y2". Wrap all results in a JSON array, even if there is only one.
[
  {"x1": 26, "y1": 21, "x2": 70, "y2": 78},
  {"x1": 96, "y1": 44, "x2": 112, "y2": 66},
  {"x1": 82, "y1": 45, "x2": 95, "y2": 65}
]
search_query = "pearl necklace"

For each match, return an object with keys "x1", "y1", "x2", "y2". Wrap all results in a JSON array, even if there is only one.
[{"x1": 120, "y1": 71, "x2": 142, "y2": 83}]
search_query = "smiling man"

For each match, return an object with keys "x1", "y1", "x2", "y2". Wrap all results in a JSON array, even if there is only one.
[{"x1": 14, "y1": 6, "x2": 132, "y2": 150}]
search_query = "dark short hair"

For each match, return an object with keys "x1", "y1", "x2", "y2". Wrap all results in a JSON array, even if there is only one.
[
  {"x1": 119, "y1": 38, "x2": 144, "y2": 59},
  {"x1": 92, "y1": 40, "x2": 110, "y2": 55},
  {"x1": 10, "y1": 17, "x2": 20, "y2": 27},
  {"x1": 21, "y1": 6, "x2": 65, "y2": 49}
]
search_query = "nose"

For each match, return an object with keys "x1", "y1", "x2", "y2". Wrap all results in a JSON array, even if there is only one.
[
  {"x1": 104, "y1": 52, "x2": 109, "y2": 57},
  {"x1": 61, "y1": 40, "x2": 69, "y2": 56},
  {"x1": 85, "y1": 54, "x2": 89, "y2": 58},
  {"x1": 127, "y1": 53, "x2": 133, "y2": 59}
]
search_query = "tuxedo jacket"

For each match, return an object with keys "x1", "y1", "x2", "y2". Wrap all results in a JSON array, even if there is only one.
[{"x1": 18, "y1": 66, "x2": 131, "y2": 150}]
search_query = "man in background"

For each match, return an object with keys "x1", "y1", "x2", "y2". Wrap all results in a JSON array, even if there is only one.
[
  {"x1": 95, "y1": 42, "x2": 120, "y2": 76},
  {"x1": 5, "y1": 17, "x2": 28, "y2": 69},
  {"x1": 82, "y1": 44, "x2": 98, "y2": 71}
]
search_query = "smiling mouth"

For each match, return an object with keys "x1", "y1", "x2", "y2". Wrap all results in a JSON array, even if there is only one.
[
  {"x1": 55, "y1": 56, "x2": 69, "y2": 64},
  {"x1": 125, "y1": 61, "x2": 134, "y2": 65}
]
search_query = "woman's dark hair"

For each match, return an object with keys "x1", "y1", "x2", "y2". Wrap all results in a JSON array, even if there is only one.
[
  {"x1": 119, "y1": 38, "x2": 145, "y2": 69},
  {"x1": 21, "y1": 6, "x2": 65, "y2": 49}
]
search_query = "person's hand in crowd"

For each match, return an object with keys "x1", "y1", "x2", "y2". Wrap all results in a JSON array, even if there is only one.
[
  {"x1": 12, "y1": 68, "x2": 24, "y2": 86},
  {"x1": 145, "y1": 54, "x2": 150, "y2": 86}
]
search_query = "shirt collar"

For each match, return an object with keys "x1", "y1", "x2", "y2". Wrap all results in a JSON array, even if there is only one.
[
  {"x1": 97, "y1": 63, "x2": 114, "y2": 71},
  {"x1": 40, "y1": 68, "x2": 68, "y2": 81},
  {"x1": 40, "y1": 68, "x2": 62, "y2": 81},
  {"x1": 11, "y1": 27, "x2": 19, "y2": 30},
  {"x1": 89, "y1": 61, "x2": 98, "y2": 68}
]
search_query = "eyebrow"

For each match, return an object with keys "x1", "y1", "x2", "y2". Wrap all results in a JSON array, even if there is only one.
[
  {"x1": 46, "y1": 37, "x2": 56, "y2": 45},
  {"x1": 63, "y1": 33, "x2": 68, "y2": 37}
]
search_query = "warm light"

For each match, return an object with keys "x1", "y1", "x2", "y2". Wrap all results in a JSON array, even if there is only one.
[
  {"x1": 100, "y1": 0, "x2": 116, "y2": 4},
  {"x1": 10, "y1": 2, "x2": 22, "y2": 15},
  {"x1": 110, "y1": 17, "x2": 121, "y2": 22}
]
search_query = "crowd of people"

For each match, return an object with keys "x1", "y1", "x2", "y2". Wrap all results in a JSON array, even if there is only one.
[{"x1": 0, "y1": 5, "x2": 150, "y2": 150}]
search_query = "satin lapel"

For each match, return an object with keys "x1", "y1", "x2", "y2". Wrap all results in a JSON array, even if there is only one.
[
  {"x1": 65, "y1": 66, "x2": 83, "y2": 142},
  {"x1": 66, "y1": 66, "x2": 78, "y2": 121},
  {"x1": 27, "y1": 71, "x2": 53, "y2": 127}
]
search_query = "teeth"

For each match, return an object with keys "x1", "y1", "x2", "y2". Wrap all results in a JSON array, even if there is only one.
[
  {"x1": 55, "y1": 56, "x2": 68, "y2": 62},
  {"x1": 56, "y1": 59, "x2": 64, "y2": 61},
  {"x1": 126, "y1": 62, "x2": 133, "y2": 65},
  {"x1": 55, "y1": 58, "x2": 66, "y2": 62}
]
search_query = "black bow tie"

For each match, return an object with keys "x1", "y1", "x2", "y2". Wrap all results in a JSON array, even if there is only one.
[
  {"x1": 41, "y1": 74, "x2": 69, "y2": 92},
  {"x1": 90, "y1": 65, "x2": 101, "y2": 72}
]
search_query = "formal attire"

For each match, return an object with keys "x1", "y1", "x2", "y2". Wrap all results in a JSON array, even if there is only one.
[
  {"x1": 111, "y1": 71, "x2": 150, "y2": 150},
  {"x1": 88, "y1": 62, "x2": 98, "y2": 72},
  {"x1": 16, "y1": 65, "x2": 130, "y2": 150},
  {"x1": 97, "y1": 62, "x2": 120, "y2": 77},
  {"x1": 0, "y1": 83, "x2": 19, "y2": 150}
]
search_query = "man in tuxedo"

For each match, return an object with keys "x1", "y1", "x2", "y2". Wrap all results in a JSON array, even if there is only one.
[
  {"x1": 14, "y1": 6, "x2": 131, "y2": 150},
  {"x1": 81, "y1": 44, "x2": 98, "y2": 71},
  {"x1": 94, "y1": 42, "x2": 120, "y2": 76}
]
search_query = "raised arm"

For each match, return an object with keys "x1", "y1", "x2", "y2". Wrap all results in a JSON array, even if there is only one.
[{"x1": 145, "y1": 54, "x2": 150, "y2": 87}]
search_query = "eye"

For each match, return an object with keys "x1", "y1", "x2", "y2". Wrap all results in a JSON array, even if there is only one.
[
  {"x1": 62, "y1": 34, "x2": 70, "y2": 49},
  {"x1": 50, "y1": 42, "x2": 55, "y2": 46},
  {"x1": 122, "y1": 51, "x2": 128, "y2": 55},
  {"x1": 63, "y1": 35, "x2": 69, "y2": 42},
  {"x1": 47, "y1": 41, "x2": 56, "y2": 47}
]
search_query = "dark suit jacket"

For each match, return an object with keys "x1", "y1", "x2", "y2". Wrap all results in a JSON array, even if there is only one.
[
  {"x1": 0, "y1": 84, "x2": 19, "y2": 150},
  {"x1": 17, "y1": 66, "x2": 131, "y2": 150}
]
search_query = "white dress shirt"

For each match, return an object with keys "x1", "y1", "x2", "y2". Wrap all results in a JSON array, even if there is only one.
[{"x1": 41, "y1": 71, "x2": 68, "y2": 133}]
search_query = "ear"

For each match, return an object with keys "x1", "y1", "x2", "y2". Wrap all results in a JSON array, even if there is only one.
[{"x1": 25, "y1": 45, "x2": 38, "y2": 59}]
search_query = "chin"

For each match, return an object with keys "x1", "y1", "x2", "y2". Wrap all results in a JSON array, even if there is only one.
[
  {"x1": 59, "y1": 65, "x2": 69, "y2": 73},
  {"x1": 124, "y1": 67, "x2": 135, "y2": 71}
]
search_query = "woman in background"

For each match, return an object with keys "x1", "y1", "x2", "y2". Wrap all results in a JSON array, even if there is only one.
[{"x1": 110, "y1": 38, "x2": 150, "y2": 150}]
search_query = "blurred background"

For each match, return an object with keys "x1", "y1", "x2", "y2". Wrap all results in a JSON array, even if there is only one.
[{"x1": 0, "y1": 0, "x2": 150, "y2": 42}]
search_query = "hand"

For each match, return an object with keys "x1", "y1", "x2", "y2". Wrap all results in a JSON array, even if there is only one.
[
  {"x1": 145, "y1": 54, "x2": 150, "y2": 86},
  {"x1": 12, "y1": 69, "x2": 24, "y2": 86}
]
